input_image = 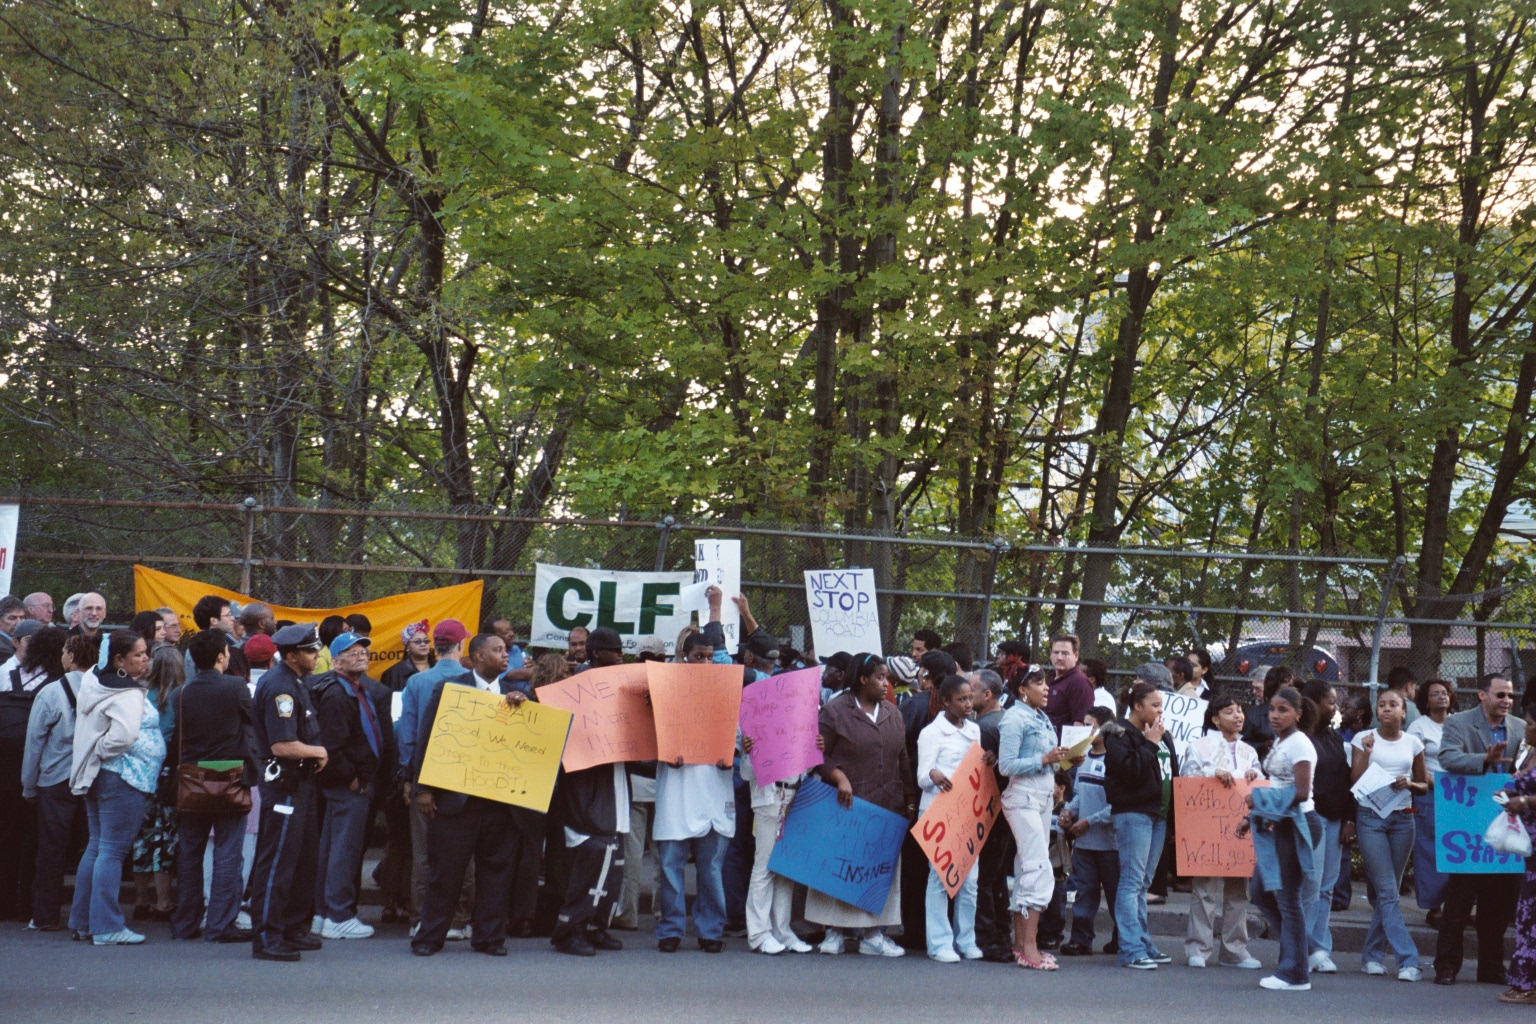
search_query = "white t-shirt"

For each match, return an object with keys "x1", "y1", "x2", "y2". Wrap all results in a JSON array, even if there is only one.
[
  {"x1": 653, "y1": 763, "x2": 736, "y2": 842},
  {"x1": 1406, "y1": 717, "x2": 1443, "y2": 775},
  {"x1": 1262, "y1": 731, "x2": 1318, "y2": 813},
  {"x1": 1352, "y1": 729, "x2": 1424, "y2": 781}
]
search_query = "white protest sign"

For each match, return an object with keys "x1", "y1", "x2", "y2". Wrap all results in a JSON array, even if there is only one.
[
  {"x1": 803, "y1": 568, "x2": 882, "y2": 657},
  {"x1": 694, "y1": 539, "x2": 742, "y2": 655},
  {"x1": 1160, "y1": 691, "x2": 1208, "y2": 757},
  {"x1": 531, "y1": 563, "x2": 707, "y2": 655},
  {"x1": 0, "y1": 504, "x2": 16, "y2": 598}
]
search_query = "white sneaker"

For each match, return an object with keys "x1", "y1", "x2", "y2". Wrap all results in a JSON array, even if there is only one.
[
  {"x1": 321, "y1": 917, "x2": 375, "y2": 940},
  {"x1": 756, "y1": 936, "x2": 787, "y2": 955},
  {"x1": 1259, "y1": 975, "x2": 1311, "y2": 991},
  {"x1": 446, "y1": 925, "x2": 471, "y2": 941},
  {"x1": 236, "y1": 910, "x2": 253, "y2": 931},
  {"x1": 783, "y1": 937, "x2": 814, "y2": 954},
  {"x1": 409, "y1": 922, "x2": 420, "y2": 938},
  {"x1": 929, "y1": 948, "x2": 961, "y2": 963},
  {"x1": 1362, "y1": 961, "x2": 1386, "y2": 976},
  {"x1": 92, "y1": 929, "x2": 146, "y2": 946},
  {"x1": 1227, "y1": 957, "x2": 1263, "y2": 970},
  {"x1": 818, "y1": 931, "x2": 844, "y2": 955},
  {"x1": 310, "y1": 914, "x2": 323, "y2": 935},
  {"x1": 1309, "y1": 951, "x2": 1336, "y2": 974},
  {"x1": 961, "y1": 946, "x2": 985, "y2": 960},
  {"x1": 1188, "y1": 955, "x2": 1207, "y2": 968},
  {"x1": 1398, "y1": 967, "x2": 1421, "y2": 983},
  {"x1": 859, "y1": 933, "x2": 906, "y2": 957}
]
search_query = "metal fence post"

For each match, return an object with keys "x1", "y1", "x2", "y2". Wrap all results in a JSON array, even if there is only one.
[
  {"x1": 239, "y1": 496, "x2": 259, "y2": 595},
  {"x1": 978, "y1": 537, "x2": 1009, "y2": 660},
  {"x1": 653, "y1": 515, "x2": 676, "y2": 572},
  {"x1": 1367, "y1": 555, "x2": 1406, "y2": 705}
]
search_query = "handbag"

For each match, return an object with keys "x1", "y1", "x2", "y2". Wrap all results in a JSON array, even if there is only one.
[
  {"x1": 1486, "y1": 792, "x2": 1533, "y2": 857},
  {"x1": 174, "y1": 687, "x2": 253, "y2": 816}
]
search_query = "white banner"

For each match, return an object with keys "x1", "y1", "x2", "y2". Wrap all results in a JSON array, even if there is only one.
[
  {"x1": 0, "y1": 504, "x2": 16, "y2": 599},
  {"x1": 693, "y1": 539, "x2": 742, "y2": 654},
  {"x1": 1161, "y1": 691, "x2": 1208, "y2": 757},
  {"x1": 803, "y1": 568, "x2": 882, "y2": 658},
  {"x1": 530, "y1": 563, "x2": 705, "y2": 655}
]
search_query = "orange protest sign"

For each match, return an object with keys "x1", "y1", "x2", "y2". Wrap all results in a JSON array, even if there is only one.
[
  {"x1": 646, "y1": 662, "x2": 743, "y2": 765},
  {"x1": 536, "y1": 663, "x2": 657, "y2": 771},
  {"x1": 911, "y1": 741, "x2": 1000, "y2": 897},
  {"x1": 1173, "y1": 776, "x2": 1269, "y2": 877}
]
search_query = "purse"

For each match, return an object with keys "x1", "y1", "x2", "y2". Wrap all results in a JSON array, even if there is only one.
[
  {"x1": 174, "y1": 686, "x2": 253, "y2": 816},
  {"x1": 1487, "y1": 791, "x2": 1534, "y2": 857}
]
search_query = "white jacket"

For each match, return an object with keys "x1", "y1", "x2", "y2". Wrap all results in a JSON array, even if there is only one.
[{"x1": 69, "y1": 670, "x2": 144, "y2": 796}]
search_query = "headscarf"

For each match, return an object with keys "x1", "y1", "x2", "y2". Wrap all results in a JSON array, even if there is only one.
[{"x1": 401, "y1": 619, "x2": 430, "y2": 647}]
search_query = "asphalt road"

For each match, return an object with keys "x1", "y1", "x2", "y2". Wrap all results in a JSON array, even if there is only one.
[{"x1": 0, "y1": 919, "x2": 1518, "y2": 1024}]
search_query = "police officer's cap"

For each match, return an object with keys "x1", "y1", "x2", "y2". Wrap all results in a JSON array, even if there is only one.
[{"x1": 272, "y1": 622, "x2": 323, "y2": 651}]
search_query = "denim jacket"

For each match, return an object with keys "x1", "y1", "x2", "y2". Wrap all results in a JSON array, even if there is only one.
[
  {"x1": 1250, "y1": 784, "x2": 1320, "y2": 891},
  {"x1": 998, "y1": 702, "x2": 1057, "y2": 795}
]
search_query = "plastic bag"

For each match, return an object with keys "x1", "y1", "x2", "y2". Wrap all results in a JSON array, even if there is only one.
[{"x1": 1487, "y1": 792, "x2": 1534, "y2": 857}]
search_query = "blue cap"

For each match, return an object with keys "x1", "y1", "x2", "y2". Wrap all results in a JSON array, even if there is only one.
[{"x1": 329, "y1": 631, "x2": 371, "y2": 659}]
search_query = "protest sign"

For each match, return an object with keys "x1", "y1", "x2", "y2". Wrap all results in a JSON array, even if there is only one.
[
  {"x1": 1160, "y1": 692, "x2": 1208, "y2": 757},
  {"x1": 134, "y1": 564, "x2": 482, "y2": 670},
  {"x1": 804, "y1": 568, "x2": 882, "y2": 657},
  {"x1": 536, "y1": 663, "x2": 657, "y2": 772},
  {"x1": 530, "y1": 563, "x2": 706, "y2": 655},
  {"x1": 0, "y1": 503, "x2": 16, "y2": 598},
  {"x1": 738, "y1": 666, "x2": 823, "y2": 786},
  {"x1": 647, "y1": 662, "x2": 743, "y2": 765},
  {"x1": 768, "y1": 775, "x2": 908, "y2": 915},
  {"x1": 694, "y1": 539, "x2": 742, "y2": 655},
  {"x1": 1173, "y1": 777, "x2": 1268, "y2": 876},
  {"x1": 417, "y1": 686, "x2": 571, "y2": 813},
  {"x1": 911, "y1": 741, "x2": 1001, "y2": 897},
  {"x1": 1434, "y1": 771, "x2": 1523, "y2": 874}
]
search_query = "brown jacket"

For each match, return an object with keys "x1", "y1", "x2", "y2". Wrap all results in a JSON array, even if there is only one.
[{"x1": 818, "y1": 691, "x2": 917, "y2": 817}]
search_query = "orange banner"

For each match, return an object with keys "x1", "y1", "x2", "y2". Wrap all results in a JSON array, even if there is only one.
[
  {"x1": 911, "y1": 741, "x2": 1001, "y2": 897},
  {"x1": 536, "y1": 663, "x2": 657, "y2": 772},
  {"x1": 646, "y1": 662, "x2": 743, "y2": 765},
  {"x1": 133, "y1": 564, "x2": 482, "y2": 671}
]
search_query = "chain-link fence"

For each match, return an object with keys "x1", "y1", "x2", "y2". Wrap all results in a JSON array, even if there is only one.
[{"x1": 7, "y1": 494, "x2": 1531, "y2": 705}]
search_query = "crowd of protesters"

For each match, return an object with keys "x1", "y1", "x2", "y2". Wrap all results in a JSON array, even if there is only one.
[{"x1": 0, "y1": 587, "x2": 1531, "y2": 1003}]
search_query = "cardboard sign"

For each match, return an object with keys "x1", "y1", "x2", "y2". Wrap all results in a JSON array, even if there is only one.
[
  {"x1": 646, "y1": 662, "x2": 744, "y2": 765},
  {"x1": 1435, "y1": 771, "x2": 1523, "y2": 874},
  {"x1": 739, "y1": 667, "x2": 823, "y2": 786},
  {"x1": 694, "y1": 539, "x2": 742, "y2": 654},
  {"x1": 768, "y1": 775, "x2": 908, "y2": 914},
  {"x1": 530, "y1": 562, "x2": 707, "y2": 654},
  {"x1": 1173, "y1": 777, "x2": 1268, "y2": 876},
  {"x1": 1160, "y1": 692, "x2": 1208, "y2": 757},
  {"x1": 911, "y1": 741, "x2": 1001, "y2": 897},
  {"x1": 803, "y1": 568, "x2": 882, "y2": 657},
  {"x1": 417, "y1": 685, "x2": 571, "y2": 813},
  {"x1": 536, "y1": 663, "x2": 657, "y2": 771}
]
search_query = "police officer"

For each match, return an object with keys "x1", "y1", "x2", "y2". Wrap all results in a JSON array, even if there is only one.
[{"x1": 248, "y1": 623, "x2": 329, "y2": 961}]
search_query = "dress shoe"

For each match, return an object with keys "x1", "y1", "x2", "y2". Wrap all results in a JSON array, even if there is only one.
[
  {"x1": 253, "y1": 944, "x2": 301, "y2": 962},
  {"x1": 474, "y1": 944, "x2": 508, "y2": 957},
  {"x1": 216, "y1": 928, "x2": 254, "y2": 944},
  {"x1": 554, "y1": 931, "x2": 596, "y2": 957},
  {"x1": 658, "y1": 937, "x2": 681, "y2": 953},
  {"x1": 380, "y1": 908, "x2": 402, "y2": 924},
  {"x1": 411, "y1": 944, "x2": 440, "y2": 957},
  {"x1": 1102, "y1": 939, "x2": 1119, "y2": 955},
  {"x1": 1038, "y1": 937, "x2": 1061, "y2": 951},
  {"x1": 177, "y1": 929, "x2": 204, "y2": 940},
  {"x1": 288, "y1": 934, "x2": 322, "y2": 951},
  {"x1": 1059, "y1": 943, "x2": 1093, "y2": 956},
  {"x1": 587, "y1": 928, "x2": 623, "y2": 951},
  {"x1": 1479, "y1": 970, "x2": 1509, "y2": 985},
  {"x1": 699, "y1": 938, "x2": 724, "y2": 953},
  {"x1": 1434, "y1": 972, "x2": 1456, "y2": 986}
]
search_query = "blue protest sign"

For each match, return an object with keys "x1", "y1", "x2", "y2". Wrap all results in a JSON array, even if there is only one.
[
  {"x1": 767, "y1": 775, "x2": 907, "y2": 914},
  {"x1": 1434, "y1": 771, "x2": 1523, "y2": 874}
]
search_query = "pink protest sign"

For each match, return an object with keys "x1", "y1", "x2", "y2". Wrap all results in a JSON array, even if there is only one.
[{"x1": 739, "y1": 667, "x2": 823, "y2": 787}]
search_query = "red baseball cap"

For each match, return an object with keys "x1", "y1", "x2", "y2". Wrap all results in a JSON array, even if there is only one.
[
  {"x1": 243, "y1": 634, "x2": 277, "y2": 664},
  {"x1": 433, "y1": 619, "x2": 468, "y2": 644}
]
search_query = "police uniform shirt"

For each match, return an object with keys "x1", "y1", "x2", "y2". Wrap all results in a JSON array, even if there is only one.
[{"x1": 253, "y1": 662, "x2": 320, "y2": 758}]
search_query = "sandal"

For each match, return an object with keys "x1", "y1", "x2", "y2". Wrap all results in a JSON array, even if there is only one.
[
  {"x1": 1500, "y1": 988, "x2": 1536, "y2": 1004},
  {"x1": 1015, "y1": 950, "x2": 1060, "y2": 971}
]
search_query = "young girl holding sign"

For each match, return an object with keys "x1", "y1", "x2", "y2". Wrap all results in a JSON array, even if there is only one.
[
  {"x1": 917, "y1": 675, "x2": 985, "y2": 962},
  {"x1": 1180, "y1": 695, "x2": 1262, "y2": 969}
]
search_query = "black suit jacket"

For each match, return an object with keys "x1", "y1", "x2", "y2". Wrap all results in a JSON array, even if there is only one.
[{"x1": 169, "y1": 669, "x2": 259, "y2": 786}]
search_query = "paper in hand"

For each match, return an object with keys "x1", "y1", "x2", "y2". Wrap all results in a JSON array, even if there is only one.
[{"x1": 1351, "y1": 762, "x2": 1411, "y2": 816}]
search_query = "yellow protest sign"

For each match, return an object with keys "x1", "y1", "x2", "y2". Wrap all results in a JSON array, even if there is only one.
[
  {"x1": 133, "y1": 564, "x2": 482, "y2": 670},
  {"x1": 416, "y1": 686, "x2": 571, "y2": 813}
]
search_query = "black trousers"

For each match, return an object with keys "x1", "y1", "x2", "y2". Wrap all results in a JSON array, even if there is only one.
[
  {"x1": 248, "y1": 779, "x2": 319, "y2": 952},
  {"x1": 975, "y1": 816, "x2": 1016, "y2": 954},
  {"x1": 1434, "y1": 873, "x2": 1520, "y2": 980},
  {"x1": 899, "y1": 833, "x2": 929, "y2": 949},
  {"x1": 0, "y1": 750, "x2": 37, "y2": 920},
  {"x1": 418, "y1": 798, "x2": 515, "y2": 951},
  {"x1": 31, "y1": 781, "x2": 83, "y2": 928},
  {"x1": 554, "y1": 833, "x2": 623, "y2": 938},
  {"x1": 507, "y1": 806, "x2": 544, "y2": 927}
]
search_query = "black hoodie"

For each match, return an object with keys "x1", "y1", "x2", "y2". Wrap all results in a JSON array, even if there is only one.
[{"x1": 1101, "y1": 717, "x2": 1180, "y2": 818}]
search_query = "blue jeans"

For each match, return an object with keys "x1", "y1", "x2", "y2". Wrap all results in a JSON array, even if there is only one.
[
  {"x1": 1358, "y1": 807, "x2": 1420, "y2": 969},
  {"x1": 316, "y1": 783, "x2": 372, "y2": 922},
  {"x1": 925, "y1": 860, "x2": 979, "y2": 956},
  {"x1": 656, "y1": 831, "x2": 728, "y2": 941},
  {"x1": 68, "y1": 770, "x2": 147, "y2": 936},
  {"x1": 1254, "y1": 812, "x2": 1321, "y2": 985},
  {"x1": 1111, "y1": 812, "x2": 1165, "y2": 965},
  {"x1": 1068, "y1": 847, "x2": 1120, "y2": 948},
  {"x1": 1411, "y1": 790, "x2": 1448, "y2": 910},
  {"x1": 173, "y1": 812, "x2": 248, "y2": 939},
  {"x1": 1303, "y1": 816, "x2": 1342, "y2": 954}
]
